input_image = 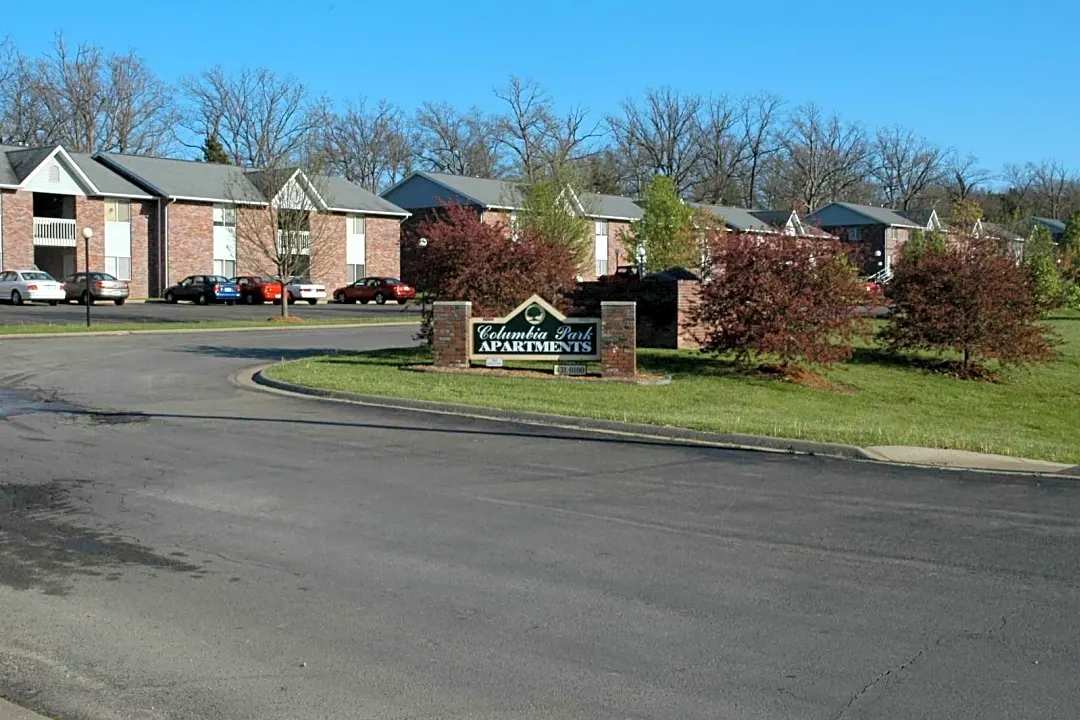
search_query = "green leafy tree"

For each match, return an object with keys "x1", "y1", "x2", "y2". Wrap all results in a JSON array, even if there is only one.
[
  {"x1": 903, "y1": 229, "x2": 948, "y2": 261},
  {"x1": 202, "y1": 134, "x2": 230, "y2": 164},
  {"x1": 629, "y1": 175, "x2": 697, "y2": 273},
  {"x1": 1062, "y1": 210, "x2": 1080, "y2": 253},
  {"x1": 1024, "y1": 225, "x2": 1063, "y2": 312},
  {"x1": 514, "y1": 165, "x2": 594, "y2": 269}
]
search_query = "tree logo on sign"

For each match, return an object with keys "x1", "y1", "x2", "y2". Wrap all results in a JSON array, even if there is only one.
[{"x1": 524, "y1": 303, "x2": 546, "y2": 326}]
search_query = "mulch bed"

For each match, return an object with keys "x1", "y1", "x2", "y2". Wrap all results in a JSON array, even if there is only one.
[
  {"x1": 267, "y1": 316, "x2": 305, "y2": 324},
  {"x1": 405, "y1": 364, "x2": 669, "y2": 384}
]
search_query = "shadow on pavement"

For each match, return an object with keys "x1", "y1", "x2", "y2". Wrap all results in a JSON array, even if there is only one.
[{"x1": 174, "y1": 345, "x2": 361, "y2": 362}]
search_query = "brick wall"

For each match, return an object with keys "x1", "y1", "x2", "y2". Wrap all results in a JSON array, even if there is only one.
[
  {"x1": 129, "y1": 200, "x2": 151, "y2": 298},
  {"x1": 366, "y1": 216, "x2": 401, "y2": 279},
  {"x1": 481, "y1": 209, "x2": 511, "y2": 229},
  {"x1": 310, "y1": 212, "x2": 346, "y2": 291},
  {"x1": 601, "y1": 302, "x2": 637, "y2": 377},
  {"x1": 235, "y1": 205, "x2": 276, "y2": 277},
  {"x1": 0, "y1": 190, "x2": 34, "y2": 270},
  {"x1": 74, "y1": 196, "x2": 105, "y2": 271},
  {"x1": 433, "y1": 301, "x2": 471, "y2": 367},
  {"x1": 167, "y1": 201, "x2": 214, "y2": 284}
]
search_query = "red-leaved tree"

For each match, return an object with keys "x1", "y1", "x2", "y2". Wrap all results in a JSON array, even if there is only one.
[
  {"x1": 412, "y1": 204, "x2": 580, "y2": 342},
  {"x1": 881, "y1": 236, "x2": 1058, "y2": 373},
  {"x1": 693, "y1": 232, "x2": 866, "y2": 370}
]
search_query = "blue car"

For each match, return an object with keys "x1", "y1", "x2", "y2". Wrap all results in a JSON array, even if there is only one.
[{"x1": 163, "y1": 275, "x2": 242, "y2": 305}]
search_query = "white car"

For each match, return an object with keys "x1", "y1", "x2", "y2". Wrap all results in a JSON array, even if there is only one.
[
  {"x1": 285, "y1": 278, "x2": 327, "y2": 305},
  {"x1": 0, "y1": 269, "x2": 66, "y2": 305}
]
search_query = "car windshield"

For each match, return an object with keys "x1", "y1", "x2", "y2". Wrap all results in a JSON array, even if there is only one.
[
  {"x1": 385, "y1": 278, "x2": 401, "y2": 285},
  {"x1": 22, "y1": 272, "x2": 52, "y2": 281},
  {"x1": 95, "y1": 273, "x2": 117, "y2": 281},
  {"x1": 253, "y1": 276, "x2": 273, "y2": 283}
]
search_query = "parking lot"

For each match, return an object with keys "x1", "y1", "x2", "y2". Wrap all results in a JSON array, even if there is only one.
[{"x1": 0, "y1": 299, "x2": 421, "y2": 326}]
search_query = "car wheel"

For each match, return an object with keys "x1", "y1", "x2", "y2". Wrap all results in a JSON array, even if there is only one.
[
  {"x1": 196, "y1": 293, "x2": 209, "y2": 306},
  {"x1": 11, "y1": 290, "x2": 23, "y2": 306},
  {"x1": 165, "y1": 291, "x2": 177, "y2": 304},
  {"x1": 114, "y1": 298, "x2": 126, "y2": 306},
  {"x1": 307, "y1": 298, "x2": 317, "y2": 305},
  {"x1": 287, "y1": 294, "x2": 296, "y2": 305},
  {"x1": 48, "y1": 300, "x2": 58, "y2": 306},
  {"x1": 82, "y1": 291, "x2": 95, "y2": 306},
  {"x1": 334, "y1": 292, "x2": 346, "y2": 304},
  {"x1": 245, "y1": 293, "x2": 256, "y2": 305},
  {"x1": 374, "y1": 292, "x2": 386, "y2": 305}
]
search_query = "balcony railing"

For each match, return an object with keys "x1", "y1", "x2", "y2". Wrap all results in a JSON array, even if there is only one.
[
  {"x1": 276, "y1": 229, "x2": 311, "y2": 255},
  {"x1": 33, "y1": 217, "x2": 77, "y2": 247}
]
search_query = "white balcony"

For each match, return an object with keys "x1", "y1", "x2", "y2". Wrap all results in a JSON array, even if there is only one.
[
  {"x1": 276, "y1": 229, "x2": 311, "y2": 255},
  {"x1": 33, "y1": 217, "x2": 77, "y2": 247}
]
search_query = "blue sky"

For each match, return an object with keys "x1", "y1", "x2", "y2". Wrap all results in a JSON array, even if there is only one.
[{"x1": 5, "y1": 0, "x2": 1076, "y2": 174}]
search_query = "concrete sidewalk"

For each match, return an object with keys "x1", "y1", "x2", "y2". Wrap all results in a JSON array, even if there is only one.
[
  {"x1": 864, "y1": 445, "x2": 1078, "y2": 474},
  {"x1": 0, "y1": 698, "x2": 49, "y2": 720}
]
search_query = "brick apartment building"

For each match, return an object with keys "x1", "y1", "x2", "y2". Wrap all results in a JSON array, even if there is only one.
[
  {"x1": 0, "y1": 143, "x2": 409, "y2": 299},
  {"x1": 381, "y1": 171, "x2": 644, "y2": 284}
]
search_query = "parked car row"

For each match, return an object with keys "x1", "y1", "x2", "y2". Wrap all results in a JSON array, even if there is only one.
[{"x1": 1, "y1": 268, "x2": 416, "y2": 307}]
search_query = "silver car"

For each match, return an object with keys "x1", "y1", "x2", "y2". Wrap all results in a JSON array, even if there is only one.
[{"x1": 63, "y1": 272, "x2": 131, "y2": 305}]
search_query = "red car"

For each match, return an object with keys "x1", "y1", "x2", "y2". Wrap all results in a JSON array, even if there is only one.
[
  {"x1": 333, "y1": 277, "x2": 416, "y2": 305},
  {"x1": 231, "y1": 275, "x2": 283, "y2": 304}
]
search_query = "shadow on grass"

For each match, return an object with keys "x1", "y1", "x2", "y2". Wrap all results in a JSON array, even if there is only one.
[{"x1": 637, "y1": 350, "x2": 757, "y2": 379}]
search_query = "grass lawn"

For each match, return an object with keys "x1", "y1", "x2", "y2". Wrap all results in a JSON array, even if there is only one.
[
  {"x1": 265, "y1": 310, "x2": 1080, "y2": 464},
  {"x1": 0, "y1": 316, "x2": 416, "y2": 335}
]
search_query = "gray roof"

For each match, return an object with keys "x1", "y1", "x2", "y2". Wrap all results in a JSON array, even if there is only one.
[
  {"x1": 97, "y1": 153, "x2": 408, "y2": 215},
  {"x1": 1030, "y1": 216, "x2": 1067, "y2": 234},
  {"x1": 693, "y1": 203, "x2": 777, "y2": 232},
  {"x1": 898, "y1": 209, "x2": 934, "y2": 227},
  {"x1": 749, "y1": 209, "x2": 794, "y2": 227},
  {"x1": 410, "y1": 171, "x2": 642, "y2": 220},
  {"x1": 810, "y1": 202, "x2": 925, "y2": 229},
  {"x1": 0, "y1": 144, "x2": 150, "y2": 197},
  {"x1": 980, "y1": 221, "x2": 1025, "y2": 242}
]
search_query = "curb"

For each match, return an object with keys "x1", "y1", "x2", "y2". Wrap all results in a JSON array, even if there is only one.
[
  {"x1": 240, "y1": 365, "x2": 1080, "y2": 478},
  {"x1": 242, "y1": 365, "x2": 874, "y2": 461},
  {"x1": 0, "y1": 697, "x2": 50, "y2": 720},
  {"x1": 0, "y1": 321, "x2": 420, "y2": 340}
]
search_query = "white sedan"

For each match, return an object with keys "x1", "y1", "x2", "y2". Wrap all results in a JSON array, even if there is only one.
[
  {"x1": 285, "y1": 278, "x2": 327, "y2": 305},
  {"x1": 0, "y1": 269, "x2": 66, "y2": 305}
]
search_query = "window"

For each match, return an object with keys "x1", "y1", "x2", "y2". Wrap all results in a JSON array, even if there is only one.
[
  {"x1": 277, "y1": 209, "x2": 310, "y2": 231},
  {"x1": 213, "y1": 259, "x2": 236, "y2": 277},
  {"x1": 105, "y1": 199, "x2": 131, "y2": 223},
  {"x1": 105, "y1": 257, "x2": 132, "y2": 281},
  {"x1": 348, "y1": 264, "x2": 366, "y2": 283},
  {"x1": 48, "y1": 165, "x2": 60, "y2": 183},
  {"x1": 349, "y1": 216, "x2": 366, "y2": 235},
  {"x1": 594, "y1": 220, "x2": 609, "y2": 277},
  {"x1": 213, "y1": 204, "x2": 236, "y2": 227},
  {"x1": 847, "y1": 227, "x2": 861, "y2": 242}
]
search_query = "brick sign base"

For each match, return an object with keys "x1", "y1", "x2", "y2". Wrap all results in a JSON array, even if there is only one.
[{"x1": 433, "y1": 299, "x2": 637, "y2": 377}]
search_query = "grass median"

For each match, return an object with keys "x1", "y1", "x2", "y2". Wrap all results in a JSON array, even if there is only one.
[
  {"x1": 0, "y1": 316, "x2": 417, "y2": 335},
  {"x1": 265, "y1": 310, "x2": 1080, "y2": 464}
]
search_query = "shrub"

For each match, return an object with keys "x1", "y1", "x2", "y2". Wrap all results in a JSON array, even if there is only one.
[
  {"x1": 882, "y1": 236, "x2": 1057, "y2": 374},
  {"x1": 1024, "y1": 225, "x2": 1063, "y2": 312},
  {"x1": 411, "y1": 204, "x2": 580, "y2": 342},
  {"x1": 693, "y1": 232, "x2": 866, "y2": 370}
]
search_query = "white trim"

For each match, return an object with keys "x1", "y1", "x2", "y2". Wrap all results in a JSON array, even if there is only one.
[
  {"x1": 17, "y1": 146, "x2": 101, "y2": 195},
  {"x1": 326, "y1": 206, "x2": 410, "y2": 217}
]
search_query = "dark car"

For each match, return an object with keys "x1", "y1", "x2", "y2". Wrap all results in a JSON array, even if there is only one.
[
  {"x1": 231, "y1": 275, "x2": 284, "y2": 304},
  {"x1": 62, "y1": 272, "x2": 130, "y2": 306},
  {"x1": 163, "y1": 275, "x2": 241, "y2": 305},
  {"x1": 599, "y1": 265, "x2": 642, "y2": 283},
  {"x1": 333, "y1": 277, "x2": 416, "y2": 305}
]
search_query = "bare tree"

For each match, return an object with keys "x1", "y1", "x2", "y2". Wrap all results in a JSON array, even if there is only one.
[
  {"x1": 607, "y1": 87, "x2": 705, "y2": 196},
  {"x1": 413, "y1": 101, "x2": 504, "y2": 177},
  {"x1": 946, "y1": 154, "x2": 993, "y2": 202},
  {"x1": 0, "y1": 40, "x2": 56, "y2": 146},
  {"x1": 739, "y1": 93, "x2": 785, "y2": 207},
  {"x1": 183, "y1": 66, "x2": 322, "y2": 167},
  {"x1": 778, "y1": 104, "x2": 874, "y2": 212},
  {"x1": 322, "y1": 97, "x2": 412, "y2": 192},
  {"x1": 21, "y1": 35, "x2": 177, "y2": 154},
  {"x1": 1029, "y1": 160, "x2": 1074, "y2": 218},
  {"x1": 692, "y1": 95, "x2": 746, "y2": 204},
  {"x1": 231, "y1": 160, "x2": 335, "y2": 318},
  {"x1": 872, "y1": 125, "x2": 946, "y2": 210}
]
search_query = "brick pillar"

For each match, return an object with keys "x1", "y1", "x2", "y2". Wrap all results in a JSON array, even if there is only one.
[
  {"x1": 433, "y1": 301, "x2": 471, "y2": 367},
  {"x1": 1, "y1": 190, "x2": 35, "y2": 270},
  {"x1": 601, "y1": 301, "x2": 637, "y2": 377},
  {"x1": 676, "y1": 280, "x2": 702, "y2": 349},
  {"x1": 74, "y1": 196, "x2": 105, "y2": 272}
]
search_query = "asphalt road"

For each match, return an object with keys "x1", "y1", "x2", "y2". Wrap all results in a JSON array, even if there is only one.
[
  {"x1": 0, "y1": 300, "x2": 420, "y2": 326},
  {"x1": 0, "y1": 327, "x2": 1078, "y2": 719}
]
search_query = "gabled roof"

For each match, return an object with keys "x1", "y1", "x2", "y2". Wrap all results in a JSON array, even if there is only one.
[
  {"x1": 96, "y1": 152, "x2": 409, "y2": 215},
  {"x1": 0, "y1": 144, "x2": 104, "y2": 195},
  {"x1": 68, "y1": 152, "x2": 152, "y2": 198},
  {"x1": 383, "y1": 171, "x2": 643, "y2": 220},
  {"x1": 807, "y1": 201, "x2": 925, "y2": 229},
  {"x1": 693, "y1": 203, "x2": 777, "y2": 233},
  {"x1": 1030, "y1": 216, "x2": 1067, "y2": 234},
  {"x1": 749, "y1": 209, "x2": 795, "y2": 228},
  {"x1": 897, "y1": 208, "x2": 943, "y2": 230},
  {"x1": 979, "y1": 221, "x2": 1025, "y2": 242}
]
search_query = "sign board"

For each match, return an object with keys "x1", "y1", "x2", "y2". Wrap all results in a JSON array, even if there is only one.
[
  {"x1": 554, "y1": 363, "x2": 588, "y2": 376},
  {"x1": 470, "y1": 295, "x2": 600, "y2": 361},
  {"x1": 485, "y1": 357, "x2": 504, "y2": 368}
]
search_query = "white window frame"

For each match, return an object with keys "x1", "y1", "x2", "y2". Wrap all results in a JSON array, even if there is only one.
[
  {"x1": 346, "y1": 214, "x2": 366, "y2": 282},
  {"x1": 105, "y1": 198, "x2": 131, "y2": 223},
  {"x1": 213, "y1": 204, "x2": 237, "y2": 228},
  {"x1": 213, "y1": 259, "x2": 237, "y2": 277},
  {"x1": 594, "y1": 220, "x2": 609, "y2": 277}
]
